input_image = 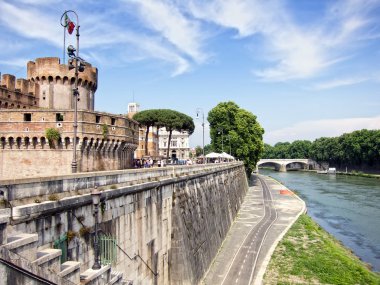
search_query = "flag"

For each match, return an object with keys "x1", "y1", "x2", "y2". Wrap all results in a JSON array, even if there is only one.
[{"x1": 65, "y1": 14, "x2": 75, "y2": 35}]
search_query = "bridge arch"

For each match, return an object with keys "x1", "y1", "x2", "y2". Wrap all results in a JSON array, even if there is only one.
[
  {"x1": 257, "y1": 161, "x2": 283, "y2": 171},
  {"x1": 257, "y1": 159, "x2": 310, "y2": 172}
]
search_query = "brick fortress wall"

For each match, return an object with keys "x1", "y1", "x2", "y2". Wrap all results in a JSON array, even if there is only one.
[{"x1": 0, "y1": 58, "x2": 138, "y2": 180}]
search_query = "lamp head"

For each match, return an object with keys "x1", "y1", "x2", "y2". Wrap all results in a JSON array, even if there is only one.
[
  {"x1": 78, "y1": 61, "x2": 86, "y2": 72},
  {"x1": 68, "y1": 59, "x2": 75, "y2": 70},
  {"x1": 67, "y1": 45, "x2": 76, "y2": 57}
]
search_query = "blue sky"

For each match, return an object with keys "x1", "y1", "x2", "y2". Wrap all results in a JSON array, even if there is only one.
[{"x1": 1, "y1": 0, "x2": 379, "y2": 147}]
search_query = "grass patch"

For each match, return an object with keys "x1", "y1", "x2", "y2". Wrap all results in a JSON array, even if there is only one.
[{"x1": 264, "y1": 214, "x2": 380, "y2": 285}]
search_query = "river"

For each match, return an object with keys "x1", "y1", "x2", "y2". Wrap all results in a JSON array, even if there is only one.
[{"x1": 259, "y1": 169, "x2": 380, "y2": 272}]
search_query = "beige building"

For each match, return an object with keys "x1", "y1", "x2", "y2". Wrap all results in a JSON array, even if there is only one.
[
  {"x1": 0, "y1": 57, "x2": 138, "y2": 180},
  {"x1": 159, "y1": 128, "x2": 191, "y2": 160},
  {"x1": 127, "y1": 102, "x2": 160, "y2": 160}
]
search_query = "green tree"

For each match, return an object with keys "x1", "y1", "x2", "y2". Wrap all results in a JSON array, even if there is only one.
[
  {"x1": 195, "y1": 146, "x2": 203, "y2": 156},
  {"x1": 157, "y1": 109, "x2": 195, "y2": 160},
  {"x1": 263, "y1": 143, "x2": 274, "y2": 158},
  {"x1": 133, "y1": 109, "x2": 160, "y2": 156},
  {"x1": 288, "y1": 140, "x2": 312, "y2": 158},
  {"x1": 208, "y1": 101, "x2": 264, "y2": 176},
  {"x1": 203, "y1": 144, "x2": 214, "y2": 155}
]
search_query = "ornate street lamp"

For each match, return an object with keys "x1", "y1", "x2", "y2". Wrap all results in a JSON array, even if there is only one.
[
  {"x1": 91, "y1": 186, "x2": 101, "y2": 270},
  {"x1": 60, "y1": 10, "x2": 83, "y2": 173},
  {"x1": 196, "y1": 108, "x2": 205, "y2": 164}
]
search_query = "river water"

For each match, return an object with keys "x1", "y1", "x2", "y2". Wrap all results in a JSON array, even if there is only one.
[{"x1": 259, "y1": 169, "x2": 380, "y2": 272}]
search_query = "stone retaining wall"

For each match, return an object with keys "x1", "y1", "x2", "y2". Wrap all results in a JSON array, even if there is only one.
[{"x1": 0, "y1": 163, "x2": 248, "y2": 284}]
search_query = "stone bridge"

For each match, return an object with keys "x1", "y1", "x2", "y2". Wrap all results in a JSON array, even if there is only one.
[{"x1": 257, "y1": 159, "x2": 312, "y2": 172}]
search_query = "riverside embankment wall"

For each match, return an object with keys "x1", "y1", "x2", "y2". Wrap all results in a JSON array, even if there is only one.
[{"x1": 0, "y1": 162, "x2": 248, "y2": 284}]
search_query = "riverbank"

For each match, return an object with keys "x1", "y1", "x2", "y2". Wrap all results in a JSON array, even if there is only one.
[
  {"x1": 336, "y1": 171, "x2": 380, "y2": 179},
  {"x1": 264, "y1": 214, "x2": 380, "y2": 285}
]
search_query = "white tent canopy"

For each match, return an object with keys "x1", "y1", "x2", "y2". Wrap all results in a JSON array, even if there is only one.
[
  {"x1": 221, "y1": 152, "x2": 234, "y2": 160},
  {"x1": 205, "y1": 152, "x2": 235, "y2": 161},
  {"x1": 205, "y1": 152, "x2": 221, "y2": 158}
]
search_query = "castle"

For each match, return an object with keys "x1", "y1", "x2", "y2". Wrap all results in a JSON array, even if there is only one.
[{"x1": 0, "y1": 57, "x2": 138, "y2": 180}]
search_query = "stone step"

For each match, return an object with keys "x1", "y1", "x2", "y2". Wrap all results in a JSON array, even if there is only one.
[
  {"x1": 59, "y1": 260, "x2": 81, "y2": 284},
  {"x1": 3, "y1": 233, "x2": 38, "y2": 261},
  {"x1": 80, "y1": 265, "x2": 111, "y2": 285},
  {"x1": 108, "y1": 270, "x2": 123, "y2": 285},
  {"x1": 32, "y1": 248, "x2": 62, "y2": 274}
]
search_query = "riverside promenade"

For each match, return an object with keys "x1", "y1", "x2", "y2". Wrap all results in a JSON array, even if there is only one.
[{"x1": 202, "y1": 174, "x2": 306, "y2": 285}]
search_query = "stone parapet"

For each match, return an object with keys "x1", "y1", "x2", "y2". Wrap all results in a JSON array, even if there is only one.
[{"x1": 0, "y1": 162, "x2": 242, "y2": 205}]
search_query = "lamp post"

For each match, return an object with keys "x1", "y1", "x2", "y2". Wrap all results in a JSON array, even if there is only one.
[
  {"x1": 196, "y1": 108, "x2": 205, "y2": 164},
  {"x1": 218, "y1": 128, "x2": 224, "y2": 153},
  {"x1": 91, "y1": 186, "x2": 101, "y2": 270},
  {"x1": 228, "y1": 135, "x2": 231, "y2": 156},
  {"x1": 60, "y1": 10, "x2": 80, "y2": 173}
]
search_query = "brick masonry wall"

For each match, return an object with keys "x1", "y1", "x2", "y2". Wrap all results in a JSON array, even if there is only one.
[{"x1": 0, "y1": 148, "x2": 133, "y2": 180}]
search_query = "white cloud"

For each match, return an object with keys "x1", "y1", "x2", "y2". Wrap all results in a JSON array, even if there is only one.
[
  {"x1": 0, "y1": 58, "x2": 30, "y2": 68},
  {"x1": 1, "y1": 1, "x2": 379, "y2": 79},
  {"x1": 0, "y1": 2, "x2": 61, "y2": 46},
  {"x1": 265, "y1": 116, "x2": 380, "y2": 144},
  {"x1": 123, "y1": 0, "x2": 207, "y2": 64},
  {"x1": 0, "y1": 1, "x2": 194, "y2": 76},
  {"x1": 313, "y1": 77, "x2": 369, "y2": 90},
  {"x1": 188, "y1": 0, "x2": 380, "y2": 81}
]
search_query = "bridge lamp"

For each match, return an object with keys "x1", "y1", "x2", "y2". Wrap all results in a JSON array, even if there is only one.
[{"x1": 91, "y1": 186, "x2": 102, "y2": 270}]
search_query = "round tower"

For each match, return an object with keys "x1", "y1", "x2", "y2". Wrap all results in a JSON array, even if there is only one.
[{"x1": 27, "y1": 57, "x2": 98, "y2": 111}]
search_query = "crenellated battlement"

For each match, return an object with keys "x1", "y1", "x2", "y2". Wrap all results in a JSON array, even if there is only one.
[
  {"x1": 0, "y1": 74, "x2": 40, "y2": 96},
  {"x1": 27, "y1": 57, "x2": 97, "y2": 92}
]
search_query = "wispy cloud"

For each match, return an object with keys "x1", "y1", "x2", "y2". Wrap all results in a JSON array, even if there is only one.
[
  {"x1": 0, "y1": 58, "x2": 30, "y2": 68},
  {"x1": 265, "y1": 115, "x2": 380, "y2": 144},
  {"x1": 0, "y1": 1, "x2": 196, "y2": 76},
  {"x1": 313, "y1": 77, "x2": 369, "y2": 90},
  {"x1": 1, "y1": 1, "x2": 379, "y2": 79},
  {"x1": 188, "y1": 0, "x2": 380, "y2": 81},
  {"x1": 123, "y1": 0, "x2": 208, "y2": 64},
  {"x1": 0, "y1": 1, "x2": 61, "y2": 46}
]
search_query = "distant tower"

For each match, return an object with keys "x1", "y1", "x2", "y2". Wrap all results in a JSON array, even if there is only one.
[
  {"x1": 127, "y1": 102, "x2": 140, "y2": 119},
  {"x1": 27, "y1": 57, "x2": 97, "y2": 111}
]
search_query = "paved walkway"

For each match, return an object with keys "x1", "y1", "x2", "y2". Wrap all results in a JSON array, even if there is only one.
[{"x1": 202, "y1": 174, "x2": 306, "y2": 285}]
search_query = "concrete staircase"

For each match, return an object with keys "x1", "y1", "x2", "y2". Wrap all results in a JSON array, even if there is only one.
[{"x1": 0, "y1": 214, "x2": 124, "y2": 285}]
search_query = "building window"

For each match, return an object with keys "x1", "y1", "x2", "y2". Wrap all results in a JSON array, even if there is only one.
[
  {"x1": 24, "y1": 113, "x2": 32, "y2": 121},
  {"x1": 171, "y1": 141, "x2": 177, "y2": 147},
  {"x1": 56, "y1": 113, "x2": 64, "y2": 121},
  {"x1": 111, "y1": 118, "x2": 116, "y2": 126},
  {"x1": 96, "y1": 115, "x2": 101, "y2": 123}
]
